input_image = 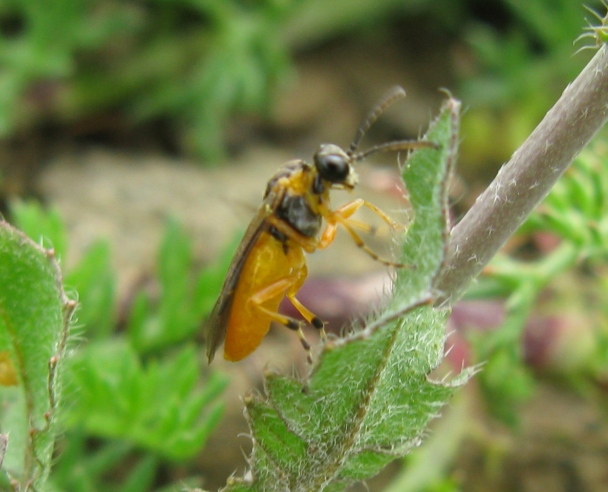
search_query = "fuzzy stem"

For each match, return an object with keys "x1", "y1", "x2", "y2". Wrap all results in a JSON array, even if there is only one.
[{"x1": 435, "y1": 44, "x2": 608, "y2": 306}]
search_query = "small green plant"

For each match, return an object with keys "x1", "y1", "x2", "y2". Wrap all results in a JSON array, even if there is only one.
[
  {"x1": 62, "y1": 341, "x2": 226, "y2": 461},
  {"x1": 2, "y1": 203, "x2": 229, "y2": 491},
  {"x1": 0, "y1": 0, "x2": 290, "y2": 160}
]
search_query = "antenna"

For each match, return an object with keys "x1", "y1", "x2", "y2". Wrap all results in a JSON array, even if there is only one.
[
  {"x1": 347, "y1": 85, "x2": 437, "y2": 162},
  {"x1": 353, "y1": 139, "x2": 437, "y2": 162},
  {"x1": 347, "y1": 86, "x2": 406, "y2": 156}
]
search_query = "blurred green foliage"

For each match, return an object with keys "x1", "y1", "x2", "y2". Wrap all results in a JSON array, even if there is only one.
[
  {"x1": 459, "y1": 0, "x2": 605, "y2": 169},
  {"x1": 0, "y1": 0, "x2": 293, "y2": 161},
  {"x1": 8, "y1": 201, "x2": 230, "y2": 490},
  {"x1": 1, "y1": 0, "x2": 602, "y2": 165},
  {"x1": 0, "y1": 0, "x2": 430, "y2": 162}
]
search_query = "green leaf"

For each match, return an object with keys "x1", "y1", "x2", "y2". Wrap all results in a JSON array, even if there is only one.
[
  {"x1": 0, "y1": 219, "x2": 74, "y2": 489},
  {"x1": 221, "y1": 97, "x2": 473, "y2": 491}
]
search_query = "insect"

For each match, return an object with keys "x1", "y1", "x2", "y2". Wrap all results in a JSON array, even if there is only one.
[{"x1": 205, "y1": 86, "x2": 436, "y2": 364}]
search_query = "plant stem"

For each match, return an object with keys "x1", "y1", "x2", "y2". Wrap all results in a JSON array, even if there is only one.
[{"x1": 435, "y1": 44, "x2": 608, "y2": 306}]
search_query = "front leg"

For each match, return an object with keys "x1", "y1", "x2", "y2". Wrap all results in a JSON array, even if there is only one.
[{"x1": 319, "y1": 199, "x2": 410, "y2": 268}]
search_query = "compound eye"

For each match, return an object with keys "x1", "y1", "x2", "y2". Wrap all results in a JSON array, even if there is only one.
[{"x1": 315, "y1": 153, "x2": 350, "y2": 183}]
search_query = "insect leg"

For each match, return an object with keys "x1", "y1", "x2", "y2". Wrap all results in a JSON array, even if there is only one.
[
  {"x1": 334, "y1": 198, "x2": 405, "y2": 229},
  {"x1": 287, "y1": 295, "x2": 325, "y2": 332},
  {"x1": 248, "y1": 277, "x2": 303, "y2": 330},
  {"x1": 336, "y1": 216, "x2": 406, "y2": 237},
  {"x1": 285, "y1": 259, "x2": 327, "y2": 357},
  {"x1": 324, "y1": 198, "x2": 410, "y2": 268},
  {"x1": 248, "y1": 276, "x2": 318, "y2": 363},
  {"x1": 318, "y1": 198, "x2": 394, "y2": 249},
  {"x1": 340, "y1": 222, "x2": 406, "y2": 267}
]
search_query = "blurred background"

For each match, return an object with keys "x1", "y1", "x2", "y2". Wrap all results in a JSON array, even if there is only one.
[{"x1": 2, "y1": 0, "x2": 608, "y2": 491}]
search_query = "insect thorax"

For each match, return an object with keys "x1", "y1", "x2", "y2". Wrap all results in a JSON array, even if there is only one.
[
  {"x1": 264, "y1": 160, "x2": 306, "y2": 198},
  {"x1": 276, "y1": 194, "x2": 322, "y2": 238}
]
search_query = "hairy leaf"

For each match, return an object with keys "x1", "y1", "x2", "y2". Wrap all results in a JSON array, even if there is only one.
[{"x1": 0, "y1": 220, "x2": 74, "y2": 490}]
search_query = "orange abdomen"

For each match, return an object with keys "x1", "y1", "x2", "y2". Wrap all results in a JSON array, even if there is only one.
[{"x1": 223, "y1": 232, "x2": 305, "y2": 361}]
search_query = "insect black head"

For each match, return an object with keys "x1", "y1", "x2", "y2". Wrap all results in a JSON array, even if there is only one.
[
  {"x1": 313, "y1": 144, "x2": 352, "y2": 184},
  {"x1": 312, "y1": 87, "x2": 436, "y2": 193}
]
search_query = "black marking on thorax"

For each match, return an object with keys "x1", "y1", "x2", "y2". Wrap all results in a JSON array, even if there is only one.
[{"x1": 276, "y1": 194, "x2": 322, "y2": 238}]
